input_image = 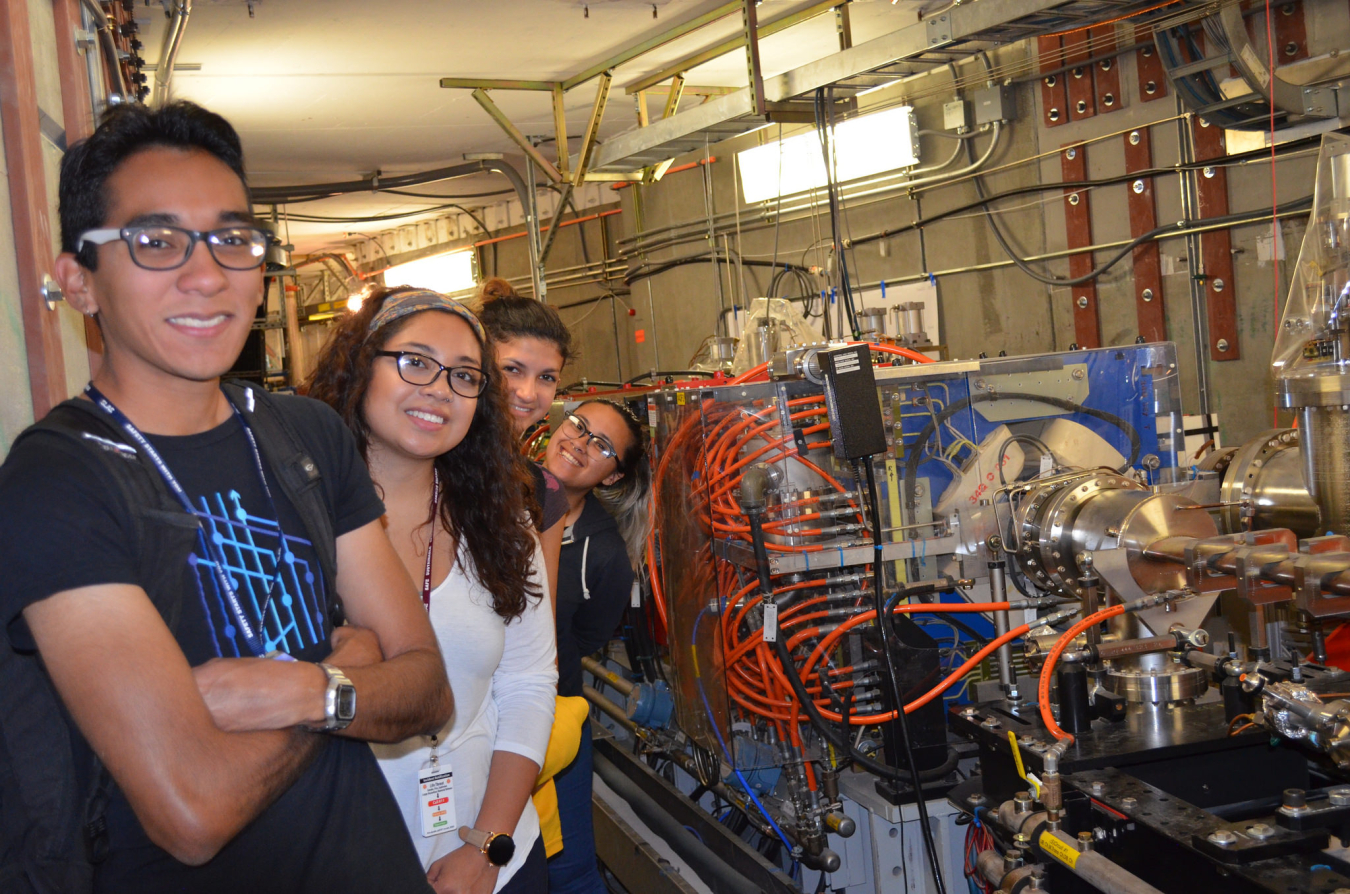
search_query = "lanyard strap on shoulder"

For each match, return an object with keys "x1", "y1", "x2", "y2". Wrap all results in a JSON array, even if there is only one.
[
  {"x1": 84, "y1": 383, "x2": 276, "y2": 656},
  {"x1": 423, "y1": 469, "x2": 440, "y2": 610}
]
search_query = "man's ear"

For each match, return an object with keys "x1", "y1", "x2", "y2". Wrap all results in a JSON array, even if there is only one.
[{"x1": 54, "y1": 253, "x2": 98, "y2": 316}]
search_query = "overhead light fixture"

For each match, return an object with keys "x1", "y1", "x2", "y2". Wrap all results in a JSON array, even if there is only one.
[
  {"x1": 736, "y1": 105, "x2": 920, "y2": 204},
  {"x1": 382, "y1": 248, "x2": 478, "y2": 296}
]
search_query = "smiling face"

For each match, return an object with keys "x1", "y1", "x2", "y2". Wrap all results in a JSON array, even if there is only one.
[
  {"x1": 544, "y1": 402, "x2": 635, "y2": 494},
  {"x1": 56, "y1": 146, "x2": 264, "y2": 388},
  {"x1": 496, "y1": 335, "x2": 565, "y2": 436},
  {"x1": 362, "y1": 310, "x2": 484, "y2": 463}
]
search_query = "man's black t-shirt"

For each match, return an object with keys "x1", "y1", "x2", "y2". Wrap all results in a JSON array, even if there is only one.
[{"x1": 0, "y1": 393, "x2": 431, "y2": 893}]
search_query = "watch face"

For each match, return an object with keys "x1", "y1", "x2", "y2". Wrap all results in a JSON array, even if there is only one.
[
  {"x1": 485, "y1": 833, "x2": 515, "y2": 866},
  {"x1": 335, "y1": 684, "x2": 357, "y2": 721}
]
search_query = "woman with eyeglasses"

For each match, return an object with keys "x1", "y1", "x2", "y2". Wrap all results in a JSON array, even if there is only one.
[
  {"x1": 308, "y1": 286, "x2": 557, "y2": 894},
  {"x1": 541, "y1": 400, "x2": 651, "y2": 894}
]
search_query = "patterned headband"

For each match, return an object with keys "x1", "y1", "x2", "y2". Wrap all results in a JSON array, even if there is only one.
[{"x1": 366, "y1": 288, "x2": 485, "y2": 343}]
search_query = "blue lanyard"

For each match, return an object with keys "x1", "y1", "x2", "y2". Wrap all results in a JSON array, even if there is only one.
[{"x1": 85, "y1": 383, "x2": 285, "y2": 657}]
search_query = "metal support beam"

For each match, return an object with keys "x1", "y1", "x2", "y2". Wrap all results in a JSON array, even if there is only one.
[
  {"x1": 563, "y1": 1, "x2": 739, "y2": 90},
  {"x1": 470, "y1": 88, "x2": 563, "y2": 183},
  {"x1": 1061, "y1": 142, "x2": 1101, "y2": 349},
  {"x1": 572, "y1": 71, "x2": 612, "y2": 186},
  {"x1": 598, "y1": 0, "x2": 1075, "y2": 173},
  {"x1": 683, "y1": 85, "x2": 736, "y2": 97},
  {"x1": 626, "y1": 0, "x2": 842, "y2": 96},
  {"x1": 836, "y1": 0, "x2": 852, "y2": 50},
  {"x1": 552, "y1": 82, "x2": 569, "y2": 179},
  {"x1": 582, "y1": 171, "x2": 643, "y2": 182},
  {"x1": 1, "y1": 0, "x2": 69, "y2": 417},
  {"x1": 538, "y1": 180, "x2": 574, "y2": 267},
  {"x1": 1191, "y1": 116, "x2": 1238, "y2": 361},
  {"x1": 643, "y1": 158, "x2": 675, "y2": 184},
  {"x1": 440, "y1": 77, "x2": 554, "y2": 91},
  {"x1": 662, "y1": 74, "x2": 685, "y2": 119},
  {"x1": 741, "y1": 0, "x2": 765, "y2": 116},
  {"x1": 523, "y1": 154, "x2": 546, "y2": 302},
  {"x1": 635, "y1": 90, "x2": 649, "y2": 128},
  {"x1": 592, "y1": 795, "x2": 701, "y2": 894},
  {"x1": 1124, "y1": 127, "x2": 1166, "y2": 343}
]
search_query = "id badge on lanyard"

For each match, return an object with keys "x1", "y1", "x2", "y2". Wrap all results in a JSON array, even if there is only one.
[{"x1": 418, "y1": 739, "x2": 455, "y2": 837}]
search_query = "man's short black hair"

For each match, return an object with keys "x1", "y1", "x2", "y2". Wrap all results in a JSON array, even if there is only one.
[{"x1": 59, "y1": 101, "x2": 249, "y2": 270}]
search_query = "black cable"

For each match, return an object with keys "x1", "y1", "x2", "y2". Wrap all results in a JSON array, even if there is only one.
[
  {"x1": 381, "y1": 185, "x2": 531, "y2": 200},
  {"x1": 624, "y1": 254, "x2": 809, "y2": 286},
  {"x1": 562, "y1": 191, "x2": 593, "y2": 267},
  {"x1": 252, "y1": 161, "x2": 502, "y2": 204},
  {"x1": 859, "y1": 460, "x2": 945, "y2": 894},
  {"x1": 274, "y1": 203, "x2": 468, "y2": 225},
  {"x1": 625, "y1": 370, "x2": 717, "y2": 385},
  {"x1": 560, "y1": 379, "x2": 625, "y2": 392},
  {"x1": 742, "y1": 507, "x2": 957, "y2": 788},
  {"x1": 1006, "y1": 560, "x2": 1041, "y2": 601},
  {"x1": 845, "y1": 132, "x2": 1322, "y2": 249},
  {"x1": 814, "y1": 88, "x2": 859, "y2": 338},
  {"x1": 996, "y1": 434, "x2": 1055, "y2": 486},
  {"x1": 902, "y1": 391, "x2": 1142, "y2": 515},
  {"x1": 838, "y1": 685, "x2": 854, "y2": 770},
  {"x1": 972, "y1": 166, "x2": 1312, "y2": 287}
]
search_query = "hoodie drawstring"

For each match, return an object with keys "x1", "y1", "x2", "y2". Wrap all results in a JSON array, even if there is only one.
[{"x1": 581, "y1": 535, "x2": 591, "y2": 600}]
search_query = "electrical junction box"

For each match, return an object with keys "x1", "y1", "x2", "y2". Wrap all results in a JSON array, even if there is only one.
[
  {"x1": 943, "y1": 99, "x2": 970, "y2": 133},
  {"x1": 819, "y1": 344, "x2": 887, "y2": 461},
  {"x1": 974, "y1": 83, "x2": 1016, "y2": 125}
]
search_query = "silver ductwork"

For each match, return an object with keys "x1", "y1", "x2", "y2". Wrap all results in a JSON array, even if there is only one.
[
  {"x1": 1274, "y1": 133, "x2": 1350, "y2": 536},
  {"x1": 152, "y1": 0, "x2": 193, "y2": 107}
]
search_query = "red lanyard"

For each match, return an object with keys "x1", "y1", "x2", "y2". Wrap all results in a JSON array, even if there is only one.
[{"x1": 422, "y1": 469, "x2": 441, "y2": 610}]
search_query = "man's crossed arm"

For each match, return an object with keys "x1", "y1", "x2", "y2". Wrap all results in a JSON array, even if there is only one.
[{"x1": 24, "y1": 518, "x2": 451, "y2": 865}]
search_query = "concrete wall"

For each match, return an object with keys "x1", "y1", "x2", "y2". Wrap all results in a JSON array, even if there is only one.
[{"x1": 480, "y1": 12, "x2": 1348, "y2": 449}]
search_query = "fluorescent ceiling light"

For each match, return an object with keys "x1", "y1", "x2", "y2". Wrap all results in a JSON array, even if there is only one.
[
  {"x1": 383, "y1": 249, "x2": 477, "y2": 295},
  {"x1": 737, "y1": 106, "x2": 920, "y2": 204}
]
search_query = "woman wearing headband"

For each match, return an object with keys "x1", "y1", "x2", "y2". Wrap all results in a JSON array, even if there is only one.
[{"x1": 309, "y1": 286, "x2": 556, "y2": 894}]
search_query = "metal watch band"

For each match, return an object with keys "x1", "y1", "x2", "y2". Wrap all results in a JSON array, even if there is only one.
[{"x1": 316, "y1": 662, "x2": 355, "y2": 731}]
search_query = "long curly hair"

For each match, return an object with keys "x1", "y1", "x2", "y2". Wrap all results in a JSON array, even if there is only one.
[{"x1": 306, "y1": 285, "x2": 540, "y2": 621}]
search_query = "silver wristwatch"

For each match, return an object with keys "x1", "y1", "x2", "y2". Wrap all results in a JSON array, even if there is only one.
[{"x1": 315, "y1": 663, "x2": 356, "y2": 731}]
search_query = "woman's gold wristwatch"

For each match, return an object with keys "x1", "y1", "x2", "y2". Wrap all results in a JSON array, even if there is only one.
[{"x1": 458, "y1": 826, "x2": 515, "y2": 866}]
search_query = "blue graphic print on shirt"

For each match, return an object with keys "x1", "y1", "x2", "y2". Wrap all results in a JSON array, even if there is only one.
[{"x1": 189, "y1": 488, "x2": 327, "y2": 658}]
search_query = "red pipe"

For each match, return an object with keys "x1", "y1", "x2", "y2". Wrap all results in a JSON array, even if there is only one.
[{"x1": 473, "y1": 208, "x2": 622, "y2": 248}]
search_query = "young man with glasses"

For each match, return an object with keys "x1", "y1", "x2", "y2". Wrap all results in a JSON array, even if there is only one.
[{"x1": 0, "y1": 102, "x2": 451, "y2": 892}]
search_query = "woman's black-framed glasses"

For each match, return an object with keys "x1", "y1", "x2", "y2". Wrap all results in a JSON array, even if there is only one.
[
  {"x1": 76, "y1": 225, "x2": 269, "y2": 271},
  {"x1": 375, "y1": 351, "x2": 489, "y2": 398},
  {"x1": 559, "y1": 413, "x2": 619, "y2": 463}
]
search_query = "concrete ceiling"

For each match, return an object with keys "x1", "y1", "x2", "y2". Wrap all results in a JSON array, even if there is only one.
[{"x1": 137, "y1": 0, "x2": 924, "y2": 252}]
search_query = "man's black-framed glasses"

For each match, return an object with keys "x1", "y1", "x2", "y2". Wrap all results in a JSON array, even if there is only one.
[
  {"x1": 375, "y1": 351, "x2": 489, "y2": 398},
  {"x1": 559, "y1": 412, "x2": 619, "y2": 463},
  {"x1": 76, "y1": 225, "x2": 269, "y2": 271}
]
